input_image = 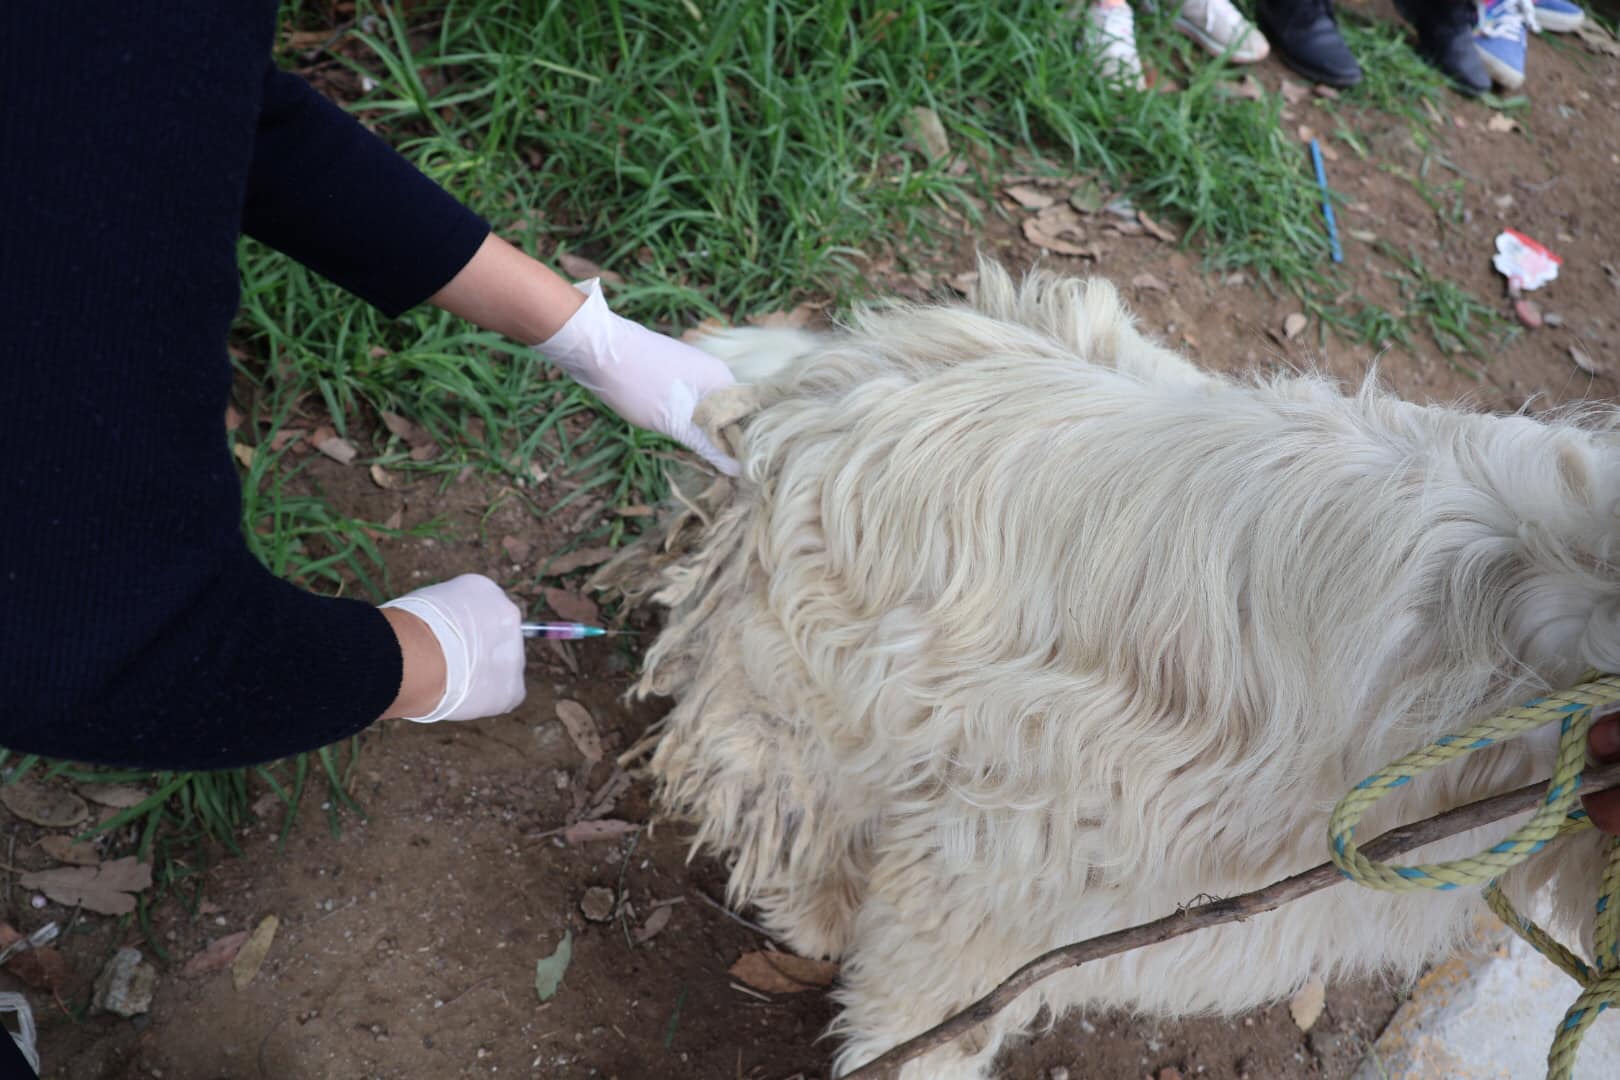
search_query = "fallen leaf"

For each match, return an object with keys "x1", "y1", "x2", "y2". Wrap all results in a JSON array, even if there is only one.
[
  {"x1": 546, "y1": 546, "x2": 616, "y2": 575},
  {"x1": 1576, "y1": 20, "x2": 1620, "y2": 57},
  {"x1": 1289, "y1": 975, "x2": 1326, "y2": 1030},
  {"x1": 18, "y1": 856, "x2": 152, "y2": 915},
  {"x1": 1021, "y1": 203, "x2": 1097, "y2": 257},
  {"x1": 39, "y1": 836, "x2": 99, "y2": 867},
  {"x1": 368, "y1": 345, "x2": 388, "y2": 360},
  {"x1": 556, "y1": 252, "x2": 624, "y2": 285},
  {"x1": 729, "y1": 950, "x2": 840, "y2": 994},
  {"x1": 501, "y1": 535, "x2": 532, "y2": 564},
  {"x1": 745, "y1": 302, "x2": 819, "y2": 329},
  {"x1": 947, "y1": 271, "x2": 980, "y2": 295},
  {"x1": 1003, "y1": 184, "x2": 1055, "y2": 210},
  {"x1": 1137, "y1": 211, "x2": 1179, "y2": 244},
  {"x1": 1218, "y1": 75, "x2": 1265, "y2": 101},
  {"x1": 1067, "y1": 177, "x2": 1106, "y2": 214},
  {"x1": 555, "y1": 701, "x2": 603, "y2": 764},
  {"x1": 1297, "y1": 124, "x2": 1318, "y2": 144},
  {"x1": 379, "y1": 411, "x2": 417, "y2": 441},
  {"x1": 580, "y1": 887, "x2": 616, "y2": 922},
  {"x1": 284, "y1": 29, "x2": 330, "y2": 50},
  {"x1": 382, "y1": 508, "x2": 404, "y2": 532},
  {"x1": 680, "y1": 317, "x2": 729, "y2": 344},
  {"x1": 268, "y1": 428, "x2": 307, "y2": 452},
  {"x1": 535, "y1": 929, "x2": 573, "y2": 1002},
  {"x1": 2, "y1": 783, "x2": 89, "y2": 829},
  {"x1": 77, "y1": 784, "x2": 150, "y2": 809},
  {"x1": 224, "y1": 404, "x2": 244, "y2": 432},
  {"x1": 1312, "y1": 84, "x2": 1339, "y2": 100},
  {"x1": 408, "y1": 441, "x2": 440, "y2": 462},
  {"x1": 906, "y1": 106, "x2": 951, "y2": 162},
  {"x1": 232, "y1": 443, "x2": 256, "y2": 468},
  {"x1": 563, "y1": 819, "x2": 639, "y2": 844},
  {"x1": 1486, "y1": 113, "x2": 1519, "y2": 133},
  {"x1": 232, "y1": 914, "x2": 279, "y2": 991},
  {"x1": 616, "y1": 504, "x2": 654, "y2": 518},
  {"x1": 1283, "y1": 313, "x2": 1308, "y2": 340},
  {"x1": 1570, "y1": 346, "x2": 1603, "y2": 376},
  {"x1": 544, "y1": 587, "x2": 600, "y2": 625},
  {"x1": 635, "y1": 905, "x2": 672, "y2": 944},
  {"x1": 1280, "y1": 79, "x2": 1309, "y2": 105},
  {"x1": 182, "y1": 931, "x2": 250, "y2": 978},
  {"x1": 7, "y1": 947, "x2": 70, "y2": 991},
  {"x1": 315, "y1": 435, "x2": 358, "y2": 466},
  {"x1": 1347, "y1": 229, "x2": 1378, "y2": 244},
  {"x1": 1131, "y1": 272, "x2": 1170, "y2": 293},
  {"x1": 580, "y1": 769, "x2": 631, "y2": 822}
]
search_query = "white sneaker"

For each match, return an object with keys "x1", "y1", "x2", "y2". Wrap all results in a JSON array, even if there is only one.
[
  {"x1": 1084, "y1": 2, "x2": 1147, "y2": 90},
  {"x1": 1175, "y1": 0, "x2": 1271, "y2": 62}
]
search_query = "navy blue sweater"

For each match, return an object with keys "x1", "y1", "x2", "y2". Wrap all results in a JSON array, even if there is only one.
[{"x1": 0, "y1": 3, "x2": 491, "y2": 769}]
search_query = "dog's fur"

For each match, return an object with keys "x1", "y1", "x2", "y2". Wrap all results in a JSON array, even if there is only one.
[{"x1": 600, "y1": 262, "x2": 1619, "y2": 1077}]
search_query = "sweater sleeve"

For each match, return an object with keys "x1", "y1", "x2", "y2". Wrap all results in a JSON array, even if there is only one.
[{"x1": 242, "y1": 63, "x2": 492, "y2": 318}]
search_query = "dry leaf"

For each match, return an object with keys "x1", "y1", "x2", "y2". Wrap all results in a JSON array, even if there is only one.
[
  {"x1": 18, "y1": 856, "x2": 152, "y2": 916},
  {"x1": 368, "y1": 464, "x2": 394, "y2": 489},
  {"x1": 1297, "y1": 124, "x2": 1318, "y2": 143},
  {"x1": 382, "y1": 508, "x2": 404, "y2": 532},
  {"x1": 2, "y1": 783, "x2": 89, "y2": 829},
  {"x1": 947, "y1": 271, "x2": 980, "y2": 295},
  {"x1": 224, "y1": 404, "x2": 244, "y2": 432},
  {"x1": 77, "y1": 784, "x2": 149, "y2": 809},
  {"x1": 680, "y1": 317, "x2": 729, "y2": 344},
  {"x1": 1137, "y1": 211, "x2": 1178, "y2": 243},
  {"x1": 409, "y1": 441, "x2": 440, "y2": 462},
  {"x1": 182, "y1": 931, "x2": 250, "y2": 978},
  {"x1": 745, "y1": 303, "x2": 819, "y2": 329},
  {"x1": 284, "y1": 29, "x2": 330, "y2": 50},
  {"x1": 1486, "y1": 113, "x2": 1519, "y2": 133},
  {"x1": 232, "y1": 443, "x2": 256, "y2": 468},
  {"x1": 557, "y1": 252, "x2": 624, "y2": 285},
  {"x1": 232, "y1": 915, "x2": 279, "y2": 991},
  {"x1": 1220, "y1": 75, "x2": 1265, "y2": 101},
  {"x1": 544, "y1": 587, "x2": 600, "y2": 625},
  {"x1": 501, "y1": 535, "x2": 532, "y2": 564},
  {"x1": 1289, "y1": 975, "x2": 1326, "y2": 1030},
  {"x1": 1570, "y1": 346, "x2": 1603, "y2": 376},
  {"x1": 7, "y1": 947, "x2": 70, "y2": 991},
  {"x1": 906, "y1": 106, "x2": 951, "y2": 162},
  {"x1": 635, "y1": 904, "x2": 672, "y2": 944},
  {"x1": 616, "y1": 504, "x2": 653, "y2": 518},
  {"x1": 562, "y1": 819, "x2": 639, "y2": 844},
  {"x1": 1576, "y1": 20, "x2": 1620, "y2": 57},
  {"x1": 729, "y1": 950, "x2": 840, "y2": 994},
  {"x1": 39, "y1": 836, "x2": 99, "y2": 866},
  {"x1": 1283, "y1": 313, "x2": 1308, "y2": 340},
  {"x1": 1312, "y1": 84, "x2": 1340, "y2": 100},
  {"x1": 1022, "y1": 204, "x2": 1097, "y2": 257},
  {"x1": 547, "y1": 546, "x2": 616, "y2": 575},
  {"x1": 555, "y1": 701, "x2": 603, "y2": 764},
  {"x1": 379, "y1": 411, "x2": 415, "y2": 441},
  {"x1": 268, "y1": 428, "x2": 307, "y2": 452},
  {"x1": 1003, "y1": 184, "x2": 1055, "y2": 210},
  {"x1": 315, "y1": 435, "x2": 358, "y2": 466},
  {"x1": 1280, "y1": 79, "x2": 1309, "y2": 105},
  {"x1": 535, "y1": 930, "x2": 572, "y2": 1002},
  {"x1": 1131, "y1": 273, "x2": 1170, "y2": 293},
  {"x1": 1067, "y1": 177, "x2": 1106, "y2": 214}
]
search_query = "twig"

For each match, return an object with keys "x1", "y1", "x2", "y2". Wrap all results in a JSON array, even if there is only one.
[
  {"x1": 844, "y1": 762, "x2": 1620, "y2": 1078},
  {"x1": 690, "y1": 888, "x2": 776, "y2": 939},
  {"x1": 617, "y1": 828, "x2": 642, "y2": 949}
]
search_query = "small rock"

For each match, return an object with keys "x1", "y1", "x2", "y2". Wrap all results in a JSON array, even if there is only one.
[
  {"x1": 1513, "y1": 298, "x2": 1542, "y2": 329},
  {"x1": 580, "y1": 886, "x2": 616, "y2": 922},
  {"x1": 1570, "y1": 346, "x2": 1603, "y2": 376},
  {"x1": 1542, "y1": 312, "x2": 1564, "y2": 327},
  {"x1": 1049, "y1": 1068, "x2": 1071, "y2": 1080},
  {"x1": 92, "y1": 947, "x2": 157, "y2": 1017}
]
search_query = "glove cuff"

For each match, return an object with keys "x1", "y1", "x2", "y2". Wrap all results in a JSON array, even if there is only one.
[
  {"x1": 378, "y1": 596, "x2": 471, "y2": 723},
  {"x1": 532, "y1": 278, "x2": 614, "y2": 384}
]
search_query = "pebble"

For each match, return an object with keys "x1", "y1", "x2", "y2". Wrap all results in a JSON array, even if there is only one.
[
  {"x1": 29, "y1": 895, "x2": 45, "y2": 910},
  {"x1": 580, "y1": 886, "x2": 617, "y2": 922},
  {"x1": 1514, "y1": 299, "x2": 1543, "y2": 329},
  {"x1": 92, "y1": 947, "x2": 157, "y2": 1018},
  {"x1": 1049, "y1": 1068, "x2": 1071, "y2": 1080},
  {"x1": 1543, "y1": 312, "x2": 1564, "y2": 327}
]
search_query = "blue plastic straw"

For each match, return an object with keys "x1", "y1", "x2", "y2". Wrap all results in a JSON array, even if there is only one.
[{"x1": 1309, "y1": 139, "x2": 1343, "y2": 264}]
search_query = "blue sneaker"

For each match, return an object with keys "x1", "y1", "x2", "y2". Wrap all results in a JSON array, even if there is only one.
[
  {"x1": 1475, "y1": 0, "x2": 1531, "y2": 90},
  {"x1": 1531, "y1": 0, "x2": 1585, "y2": 31}
]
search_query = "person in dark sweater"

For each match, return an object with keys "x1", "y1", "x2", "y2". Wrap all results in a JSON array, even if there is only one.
[{"x1": 0, "y1": 3, "x2": 737, "y2": 775}]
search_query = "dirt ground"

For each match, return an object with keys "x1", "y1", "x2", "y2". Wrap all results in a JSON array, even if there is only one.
[{"x1": 9, "y1": 14, "x2": 1620, "y2": 1080}]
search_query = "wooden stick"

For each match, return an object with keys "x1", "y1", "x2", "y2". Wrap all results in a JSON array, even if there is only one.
[{"x1": 843, "y1": 762, "x2": 1620, "y2": 1079}]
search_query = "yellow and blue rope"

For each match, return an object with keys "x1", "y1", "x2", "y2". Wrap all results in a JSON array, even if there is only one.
[{"x1": 1329, "y1": 673, "x2": 1620, "y2": 1080}]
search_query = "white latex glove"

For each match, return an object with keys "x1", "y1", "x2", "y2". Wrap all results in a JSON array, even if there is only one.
[
  {"x1": 534, "y1": 279, "x2": 739, "y2": 475},
  {"x1": 379, "y1": 574, "x2": 525, "y2": 723}
]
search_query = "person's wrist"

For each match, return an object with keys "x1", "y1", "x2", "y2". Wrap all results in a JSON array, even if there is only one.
[{"x1": 379, "y1": 606, "x2": 448, "y2": 719}]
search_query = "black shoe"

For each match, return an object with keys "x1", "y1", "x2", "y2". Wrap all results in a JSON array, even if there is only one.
[
  {"x1": 1394, "y1": 0, "x2": 1491, "y2": 96},
  {"x1": 1254, "y1": 0, "x2": 1364, "y2": 88}
]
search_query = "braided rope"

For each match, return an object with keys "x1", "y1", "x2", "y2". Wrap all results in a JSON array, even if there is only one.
[{"x1": 1329, "y1": 674, "x2": 1620, "y2": 1080}]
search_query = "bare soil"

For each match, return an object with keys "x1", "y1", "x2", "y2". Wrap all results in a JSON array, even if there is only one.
[{"x1": 8, "y1": 14, "x2": 1620, "y2": 1080}]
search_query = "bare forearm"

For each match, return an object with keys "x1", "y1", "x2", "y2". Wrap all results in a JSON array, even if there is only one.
[
  {"x1": 378, "y1": 606, "x2": 447, "y2": 720},
  {"x1": 428, "y1": 232, "x2": 585, "y2": 344}
]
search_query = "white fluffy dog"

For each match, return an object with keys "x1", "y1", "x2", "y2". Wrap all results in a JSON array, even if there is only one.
[{"x1": 599, "y1": 261, "x2": 1617, "y2": 1077}]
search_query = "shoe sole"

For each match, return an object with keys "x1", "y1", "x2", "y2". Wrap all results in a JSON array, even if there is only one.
[
  {"x1": 1476, "y1": 47, "x2": 1526, "y2": 90},
  {"x1": 1172, "y1": 16, "x2": 1270, "y2": 63},
  {"x1": 1264, "y1": 47, "x2": 1363, "y2": 87},
  {"x1": 1533, "y1": 10, "x2": 1585, "y2": 31}
]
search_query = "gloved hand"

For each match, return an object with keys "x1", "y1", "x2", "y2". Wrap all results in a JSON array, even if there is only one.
[
  {"x1": 379, "y1": 574, "x2": 525, "y2": 723},
  {"x1": 534, "y1": 279, "x2": 739, "y2": 475}
]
